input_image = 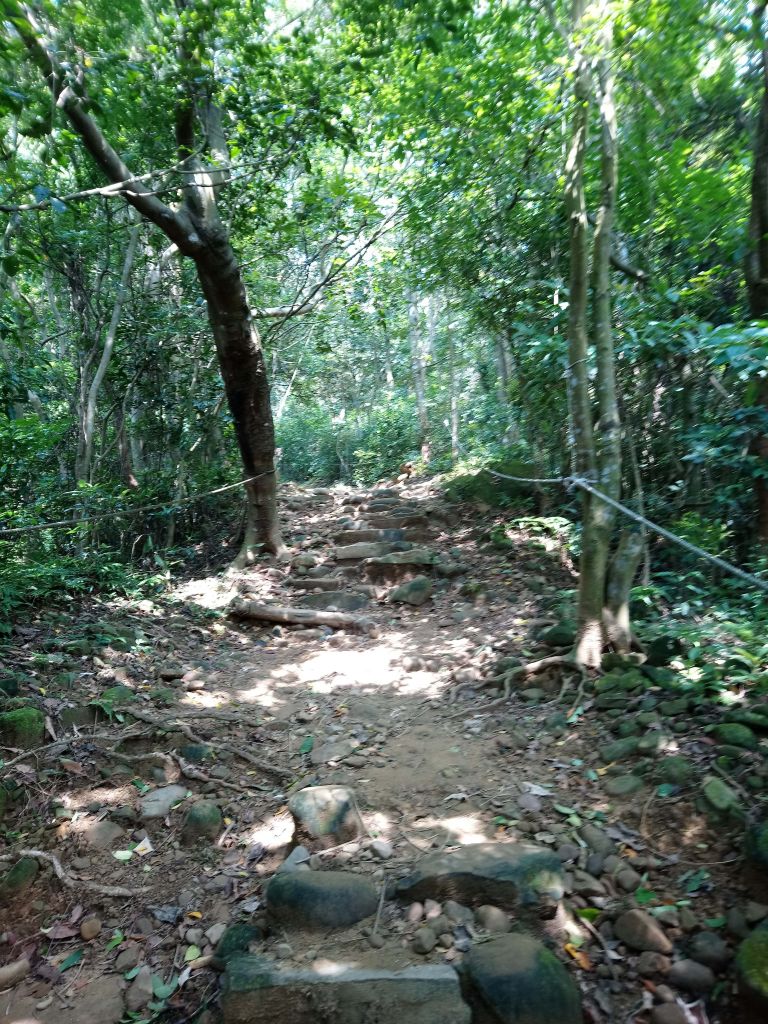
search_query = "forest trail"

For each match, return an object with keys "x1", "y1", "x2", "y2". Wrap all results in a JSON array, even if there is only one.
[{"x1": 0, "y1": 480, "x2": 763, "y2": 1024}]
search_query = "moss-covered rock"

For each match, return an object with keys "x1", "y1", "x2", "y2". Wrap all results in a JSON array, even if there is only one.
[
  {"x1": 0, "y1": 707, "x2": 44, "y2": 749},
  {"x1": 736, "y1": 924, "x2": 768, "y2": 1013},
  {"x1": 444, "y1": 458, "x2": 540, "y2": 506},
  {"x1": 464, "y1": 933, "x2": 582, "y2": 1024},
  {"x1": 182, "y1": 800, "x2": 223, "y2": 844},
  {"x1": 95, "y1": 684, "x2": 135, "y2": 709},
  {"x1": 215, "y1": 924, "x2": 264, "y2": 966},
  {"x1": 539, "y1": 622, "x2": 577, "y2": 648},
  {"x1": 0, "y1": 856, "x2": 39, "y2": 902},
  {"x1": 711, "y1": 723, "x2": 758, "y2": 750},
  {"x1": 656, "y1": 755, "x2": 694, "y2": 786},
  {"x1": 600, "y1": 737, "x2": 640, "y2": 763},
  {"x1": 746, "y1": 821, "x2": 768, "y2": 869},
  {"x1": 645, "y1": 635, "x2": 687, "y2": 667},
  {"x1": 702, "y1": 775, "x2": 742, "y2": 818},
  {"x1": 0, "y1": 676, "x2": 20, "y2": 698}
]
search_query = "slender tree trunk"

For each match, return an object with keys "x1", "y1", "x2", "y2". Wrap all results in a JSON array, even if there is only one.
[
  {"x1": 75, "y1": 222, "x2": 140, "y2": 482},
  {"x1": 448, "y1": 323, "x2": 460, "y2": 464},
  {"x1": 565, "y1": 0, "x2": 600, "y2": 666},
  {"x1": 407, "y1": 291, "x2": 431, "y2": 462},
  {"x1": 114, "y1": 404, "x2": 139, "y2": 489},
  {"x1": 746, "y1": 2, "x2": 768, "y2": 543}
]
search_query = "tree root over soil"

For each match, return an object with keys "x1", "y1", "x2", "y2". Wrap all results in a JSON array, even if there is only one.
[
  {"x1": 229, "y1": 596, "x2": 380, "y2": 635},
  {"x1": 116, "y1": 706, "x2": 293, "y2": 780},
  {"x1": 0, "y1": 849, "x2": 147, "y2": 897},
  {"x1": 449, "y1": 653, "x2": 587, "y2": 709}
]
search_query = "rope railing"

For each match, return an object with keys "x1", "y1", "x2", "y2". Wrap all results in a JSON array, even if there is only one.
[
  {"x1": 480, "y1": 463, "x2": 768, "y2": 595},
  {"x1": 0, "y1": 471, "x2": 274, "y2": 538}
]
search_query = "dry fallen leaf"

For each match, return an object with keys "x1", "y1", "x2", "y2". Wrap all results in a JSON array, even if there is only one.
[{"x1": 564, "y1": 942, "x2": 592, "y2": 971}]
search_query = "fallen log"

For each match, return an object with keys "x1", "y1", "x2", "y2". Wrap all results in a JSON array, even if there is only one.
[{"x1": 229, "y1": 597, "x2": 379, "y2": 636}]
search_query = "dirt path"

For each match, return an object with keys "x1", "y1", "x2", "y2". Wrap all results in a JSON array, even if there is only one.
[{"x1": 0, "y1": 479, "x2": 763, "y2": 1023}]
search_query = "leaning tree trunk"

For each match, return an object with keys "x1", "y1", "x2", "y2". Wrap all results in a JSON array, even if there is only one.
[
  {"x1": 195, "y1": 231, "x2": 283, "y2": 563},
  {"x1": 12, "y1": 3, "x2": 285, "y2": 562}
]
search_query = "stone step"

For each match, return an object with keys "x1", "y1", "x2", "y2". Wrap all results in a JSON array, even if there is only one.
[
  {"x1": 222, "y1": 960, "x2": 470, "y2": 1024},
  {"x1": 366, "y1": 514, "x2": 429, "y2": 530},
  {"x1": 285, "y1": 577, "x2": 343, "y2": 591},
  {"x1": 364, "y1": 548, "x2": 440, "y2": 583},
  {"x1": 334, "y1": 528, "x2": 406, "y2": 544},
  {"x1": 297, "y1": 591, "x2": 370, "y2": 612},
  {"x1": 332, "y1": 541, "x2": 413, "y2": 562}
]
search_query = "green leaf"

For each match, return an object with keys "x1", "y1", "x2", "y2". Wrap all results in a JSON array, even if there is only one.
[
  {"x1": 635, "y1": 887, "x2": 657, "y2": 906},
  {"x1": 656, "y1": 783, "x2": 676, "y2": 797},
  {"x1": 492, "y1": 815, "x2": 510, "y2": 826},
  {"x1": 553, "y1": 804, "x2": 577, "y2": 815},
  {"x1": 705, "y1": 916, "x2": 726, "y2": 929},
  {"x1": 60, "y1": 948, "x2": 84, "y2": 971},
  {"x1": 299, "y1": 736, "x2": 314, "y2": 754},
  {"x1": 113, "y1": 849, "x2": 133, "y2": 861},
  {"x1": 152, "y1": 974, "x2": 179, "y2": 999},
  {"x1": 124, "y1": 966, "x2": 142, "y2": 980},
  {"x1": 184, "y1": 944, "x2": 201, "y2": 962},
  {"x1": 105, "y1": 930, "x2": 124, "y2": 951},
  {"x1": 575, "y1": 907, "x2": 600, "y2": 922}
]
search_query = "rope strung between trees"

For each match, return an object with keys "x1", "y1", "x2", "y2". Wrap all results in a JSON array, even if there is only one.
[
  {"x1": 0, "y1": 471, "x2": 275, "y2": 537},
  {"x1": 2, "y1": 456, "x2": 766, "y2": 595},
  {"x1": 481, "y1": 463, "x2": 768, "y2": 595}
]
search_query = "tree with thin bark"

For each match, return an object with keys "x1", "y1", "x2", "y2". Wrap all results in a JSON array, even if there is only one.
[{"x1": 8, "y1": 0, "x2": 286, "y2": 562}]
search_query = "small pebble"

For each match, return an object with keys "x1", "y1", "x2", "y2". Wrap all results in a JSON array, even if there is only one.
[
  {"x1": 474, "y1": 905, "x2": 511, "y2": 934},
  {"x1": 405, "y1": 901, "x2": 423, "y2": 925},
  {"x1": 412, "y1": 927, "x2": 437, "y2": 954},
  {"x1": 369, "y1": 839, "x2": 393, "y2": 860},
  {"x1": 668, "y1": 959, "x2": 715, "y2": 994},
  {"x1": 651, "y1": 1006, "x2": 688, "y2": 1024},
  {"x1": 80, "y1": 917, "x2": 102, "y2": 941}
]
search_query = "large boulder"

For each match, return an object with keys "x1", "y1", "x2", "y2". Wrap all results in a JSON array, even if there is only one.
[
  {"x1": 462, "y1": 933, "x2": 581, "y2": 1024},
  {"x1": 222, "y1": 958, "x2": 471, "y2": 1024},
  {"x1": 394, "y1": 843, "x2": 563, "y2": 917},
  {"x1": 266, "y1": 870, "x2": 378, "y2": 930},
  {"x1": 288, "y1": 785, "x2": 359, "y2": 843}
]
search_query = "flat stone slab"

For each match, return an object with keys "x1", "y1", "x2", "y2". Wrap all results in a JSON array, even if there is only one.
[
  {"x1": 394, "y1": 842, "x2": 564, "y2": 915},
  {"x1": 222, "y1": 958, "x2": 471, "y2": 1024},
  {"x1": 285, "y1": 577, "x2": 343, "y2": 591},
  {"x1": 139, "y1": 784, "x2": 188, "y2": 820},
  {"x1": 335, "y1": 529, "x2": 406, "y2": 544},
  {"x1": 333, "y1": 541, "x2": 413, "y2": 561},
  {"x1": 463, "y1": 934, "x2": 582, "y2": 1024},
  {"x1": 266, "y1": 870, "x2": 378, "y2": 929},
  {"x1": 367, "y1": 514, "x2": 430, "y2": 530},
  {"x1": 298, "y1": 592, "x2": 370, "y2": 612}
]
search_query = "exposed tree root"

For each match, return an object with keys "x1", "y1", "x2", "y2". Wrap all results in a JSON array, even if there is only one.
[
  {"x1": 0, "y1": 849, "x2": 147, "y2": 897},
  {"x1": 119, "y1": 706, "x2": 292, "y2": 779},
  {"x1": 449, "y1": 654, "x2": 587, "y2": 713},
  {"x1": 229, "y1": 596, "x2": 379, "y2": 635}
]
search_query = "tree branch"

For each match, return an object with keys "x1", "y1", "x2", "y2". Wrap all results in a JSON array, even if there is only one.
[{"x1": 10, "y1": 2, "x2": 202, "y2": 254}]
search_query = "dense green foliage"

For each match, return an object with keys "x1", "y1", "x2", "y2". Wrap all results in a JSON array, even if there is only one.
[{"x1": 1, "y1": 0, "x2": 767, "y2": 631}]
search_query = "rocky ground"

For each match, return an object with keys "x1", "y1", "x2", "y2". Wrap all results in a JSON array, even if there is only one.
[{"x1": 2, "y1": 477, "x2": 768, "y2": 1024}]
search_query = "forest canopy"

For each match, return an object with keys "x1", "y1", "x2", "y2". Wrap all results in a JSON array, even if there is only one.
[{"x1": 0, "y1": 0, "x2": 767, "y2": 655}]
